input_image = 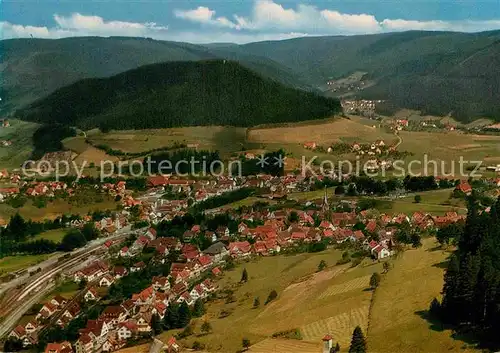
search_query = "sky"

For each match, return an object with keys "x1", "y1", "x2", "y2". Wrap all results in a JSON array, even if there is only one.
[{"x1": 1, "y1": 0, "x2": 500, "y2": 44}]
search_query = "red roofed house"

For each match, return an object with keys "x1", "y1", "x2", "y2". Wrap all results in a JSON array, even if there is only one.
[
  {"x1": 148, "y1": 175, "x2": 169, "y2": 187},
  {"x1": 152, "y1": 276, "x2": 171, "y2": 291},
  {"x1": 303, "y1": 142, "x2": 317, "y2": 150},
  {"x1": 212, "y1": 267, "x2": 222, "y2": 276},
  {"x1": 117, "y1": 320, "x2": 138, "y2": 340},
  {"x1": 455, "y1": 182, "x2": 472, "y2": 195},
  {"x1": 253, "y1": 241, "x2": 267, "y2": 255},
  {"x1": 99, "y1": 274, "x2": 115, "y2": 287},
  {"x1": 132, "y1": 286, "x2": 155, "y2": 305},
  {"x1": 145, "y1": 228, "x2": 157, "y2": 240},
  {"x1": 322, "y1": 335, "x2": 333, "y2": 353},
  {"x1": 228, "y1": 241, "x2": 252, "y2": 258},
  {"x1": 84, "y1": 287, "x2": 100, "y2": 302},
  {"x1": 177, "y1": 291, "x2": 195, "y2": 306},
  {"x1": 24, "y1": 320, "x2": 39, "y2": 334},
  {"x1": 36, "y1": 302, "x2": 58, "y2": 321},
  {"x1": 196, "y1": 255, "x2": 213, "y2": 270},
  {"x1": 136, "y1": 312, "x2": 153, "y2": 333},
  {"x1": 44, "y1": 341, "x2": 73, "y2": 353},
  {"x1": 119, "y1": 246, "x2": 130, "y2": 257},
  {"x1": 351, "y1": 230, "x2": 365, "y2": 242},
  {"x1": 75, "y1": 334, "x2": 93, "y2": 353},
  {"x1": 166, "y1": 337, "x2": 180, "y2": 353},
  {"x1": 9, "y1": 325, "x2": 26, "y2": 340}
]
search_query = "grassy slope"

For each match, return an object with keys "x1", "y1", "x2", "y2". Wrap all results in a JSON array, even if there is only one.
[
  {"x1": 0, "y1": 254, "x2": 52, "y2": 274},
  {"x1": 368, "y1": 238, "x2": 478, "y2": 352},
  {"x1": 29, "y1": 228, "x2": 69, "y2": 243},
  {"x1": 0, "y1": 198, "x2": 117, "y2": 222},
  {"x1": 0, "y1": 119, "x2": 38, "y2": 169},
  {"x1": 159, "y1": 249, "x2": 343, "y2": 351},
  {"x1": 157, "y1": 249, "x2": 388, "y2": 352}
]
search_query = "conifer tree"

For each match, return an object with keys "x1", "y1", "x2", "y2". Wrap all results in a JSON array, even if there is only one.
[
  {"x1": 241, "y1": 268, "x2": 248, "y2": 282},
  {"x1": 348, "y1": 326, "x2": 367, "y2": 353},
  {"x1": 441, "y1": 254, "x2": 460, "y2": 323},
  {"x1": 178, "y1": 302, "x2": 192, "y2": 328},
  {"x1": 151, "y1": 313, "x2": 162, "y2": 335},
  {"x1": 192, "y1": 299, "x2": 206, "y2": 317},
  {"x1": 369, "y1": 273, "x2": 381, "y2": 290},
  {"x1": 163, "y1": 303, "x2": 180, "y2": 330}
]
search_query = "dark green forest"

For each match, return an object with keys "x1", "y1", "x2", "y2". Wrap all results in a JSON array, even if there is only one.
[
  {"x1": 4, "y1": 32, "x2": 500, "y2": 123},
  {"x1": 435, "y1": 195, "x2": 500, "y2": 349},
  {"x1": 16, "y1": 60, "x2": 341, "y2": 130},
  {"x1": 31, "y1": 125, "x2": 77, "y2": 160}
]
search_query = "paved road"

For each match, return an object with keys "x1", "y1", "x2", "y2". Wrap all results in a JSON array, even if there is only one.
[{"x1": 149, "y1": 338, "x2": 165, "y2": 353}]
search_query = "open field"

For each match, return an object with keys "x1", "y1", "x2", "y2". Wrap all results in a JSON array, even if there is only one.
[
  {"x1": 397, "y1": 130, "x2": 500, "y2": 174},
  {"x1": 46, "y1": 116, "x2": 500, "y2": 179},
  {"x1": 158, "y1": 249, "x2": 386, "y2": 352},
  {"x1": 42, "y1": 281, "x2": 80, "y2": 302},
  {"x1": 159, "y1": 249, "x2": 342, "y2": 352},
  {"x1": 0, "y1": 119, "x2": 39, "y2": 169},
  {"x1": 248, "y1": 338, "x2": 321, "y2": 352},
  {"x1": 0, "y1": 254, "x2": 52, "y2": 275},
  {"x1": 29, "y1": 228, "x2": 69, "y2": 243},
  {"x1": 384, "y1": 188, "x2": 467, "y2": 215},
  {"x1": 248, "y1": 117, "x2": 393, "y2": 145},
  {"x1": 0, "y1": 198, "x2": 117, "y2": 222},
  {"x1": 368, "y1": 238, "x2": 478, "y2": 353},
  {"x1": 85, "y1": 126, "x2": 256, "y2": 159}
]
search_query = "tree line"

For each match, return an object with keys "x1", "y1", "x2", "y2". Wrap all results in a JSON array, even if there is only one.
[
  {"x1": 434, "y1": 195, "x2": 500, "y2": 349},
  {"x1": 0, "y1": 213, "x2": 100, "y2": 257},
  {"x1": 87, "y1": 138, "x2": 187, "y2": 158},
  {"x1": 190, "y1": 187, "x2": 255, "y2": 213}
]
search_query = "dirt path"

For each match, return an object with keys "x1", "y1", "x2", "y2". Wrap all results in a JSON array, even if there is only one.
[{"x1": 394, "y1": 131, "x2": 403, "y2": 149}]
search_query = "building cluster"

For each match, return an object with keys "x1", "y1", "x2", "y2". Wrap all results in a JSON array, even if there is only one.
[
  {"x1": 341, "y1": 100, "x2": 382, "y2": 116},
  {"x1": 7, "y1": 182, "x2": 470, "y2": 353},
  {"x1": 351, "y1": 140, "x2": 390, "y2": 156},
  {"x1": 6, "y1": 169, "x2": 488, "y2": 353}
]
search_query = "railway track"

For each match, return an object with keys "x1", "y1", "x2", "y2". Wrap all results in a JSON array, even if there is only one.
[{"x1": 0, "y1": 233, "x2": 129, "y2": 338}]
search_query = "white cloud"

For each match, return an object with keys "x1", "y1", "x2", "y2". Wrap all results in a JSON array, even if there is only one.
[
  {"x1": 381, "y1": 19, "x2": 500, "y2": 32},
  {"x1": 1, "y1": 2, "x2": 500, "y2": 45},
  {"x1": 174, "y1": 7, "x2": 237, "y2": 29},
  {"x1": 176, "y1": 0, "x2": 500, "y2": 35},
  {"x1": 1, "y1": 13, "x2": 168, "y2": 40},
  {"x1": 1, "y1": 22, "x2": 53, "y2": 38},
  {"x1": 234, "y1": 1, "x2": 379, "y2": 33}
]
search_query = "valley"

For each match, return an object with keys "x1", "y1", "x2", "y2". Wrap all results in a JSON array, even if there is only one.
[{"x1": 1, "y1": 22, "x2": 500, "y2": 353}]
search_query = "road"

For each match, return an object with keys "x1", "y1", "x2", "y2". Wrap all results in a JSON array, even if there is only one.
[
  {"x1": 394, "y1": 131, "x2": 403, "y2": 149},
  {"x1": 149, "y1": 338, "x2": 165, "y2": 353}
]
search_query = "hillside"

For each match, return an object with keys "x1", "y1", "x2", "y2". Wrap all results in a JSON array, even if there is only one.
[
  {"x1": 232, "y1": 31, "x2": 500, "y2": 121},
  {"x1": 3, "y1": 31, "x2": 500, "y2": 122},
  {"x1": 0, "y1": 37, "x2": 308, "y2": 112},
  {"x1": 16, "y1": 60, "x2": 341, "y2": 129}
]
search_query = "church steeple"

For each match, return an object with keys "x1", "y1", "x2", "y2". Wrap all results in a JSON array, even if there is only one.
[{"x1": 321, "y1": 187, "x2": 329, "y2": 213}]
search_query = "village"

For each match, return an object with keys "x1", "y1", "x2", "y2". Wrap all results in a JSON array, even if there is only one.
[{"x1": 2, "y1": 167, "x2": 486, "y2": 353}]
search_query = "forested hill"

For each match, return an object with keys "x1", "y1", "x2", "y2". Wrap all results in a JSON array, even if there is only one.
[
  {"x1": 232, "y1": 30, "x2": 500, "y2": 121},
  {"x1": 0, "y1": 37, "x2": 309, "y2": 112},
  {"x1": 15, "y1": 60, "x2": 341, "y2": 130}
]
